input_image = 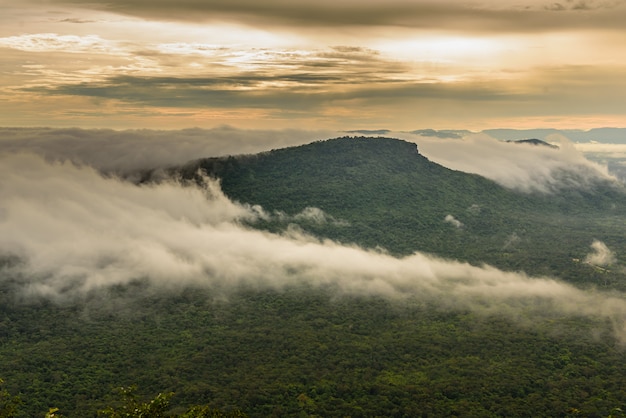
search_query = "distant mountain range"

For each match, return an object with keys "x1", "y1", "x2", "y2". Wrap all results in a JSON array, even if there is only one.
[
  {"x1": 346, "y1": 127, "x2": 626, "y2": 143},
  {"x1": 509, "y1": 138, "x2": 558, "y2": 148},
  {"x1": 484, "y1": 128, "x2": 626, "y2": 143}
]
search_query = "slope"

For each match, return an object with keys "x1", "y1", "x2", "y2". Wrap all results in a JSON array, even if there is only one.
[
  {"x1": 3, "y1": 136, "x2": 626, "y2": 417},
  {"x1": 181, "y1": 136, "x2": 626, "y2": 287}
]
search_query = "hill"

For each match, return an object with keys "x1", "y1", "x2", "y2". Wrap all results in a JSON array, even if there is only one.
[
  {"x1": 181, "y1": 136, "x2": 626, "y2": 287},
  {"x1": 511, "y1": 138, "x2": 559, "y2": 148},
  {"x1": 3, "y1": 136, "x2": 626, "y2": 417}
]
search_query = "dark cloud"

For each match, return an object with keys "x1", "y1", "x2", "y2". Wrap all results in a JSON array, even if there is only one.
[
  {"x1": 57, "y1": 17, "x2": 95, "y2": 23},
  {"x1": 572, "y1": 1, "x2": 593, "y2": 10},
  {"x1": 545, "y1": 3, "x2": 567, "y2": 11},
  {"x1": 24, "y1": 76, "x2": 329, "y2": 110},
  {"x1": 38, "y1": 0, "x2": 626, "y2": 32},
  {"x1": 17, "y1": 62, "x2": 626, "y2": 129},
  {"x1": 544, "y1": 0, "x2": 615, "y2": 11},
  {"x1": 19, "y1": 45, "x2": 414, "y2": 111},
  {"x1": 22, "y1": 71, "x2": 524, "y2": 112}
]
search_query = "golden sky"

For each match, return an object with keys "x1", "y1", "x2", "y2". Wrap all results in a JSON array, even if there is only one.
[{"x1": 1, "y1": 0, "x2": 626, "y2": 130}]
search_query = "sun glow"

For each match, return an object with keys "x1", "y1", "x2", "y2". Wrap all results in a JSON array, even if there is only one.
[{"x1": 376, "y1": 35, "x2": 506, "y2": 64}]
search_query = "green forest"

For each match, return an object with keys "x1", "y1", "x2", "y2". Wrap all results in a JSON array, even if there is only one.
[
  {"x1": 2, "y1": 137, "x2": 626, "y2": 417},
  {"x1": 187, "y1": 136, "x2": 626, "y2": 287}
]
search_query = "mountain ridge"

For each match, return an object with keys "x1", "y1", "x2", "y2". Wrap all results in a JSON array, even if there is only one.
[
  {"x1": 176, "y1": 136, "x2": 626, "y2": 286},
  {"x1": 4, "y1": 136, "x2": 626, "y2": 417},
  {"x1": 341, "y1": 127, "x2": 626, "y2": 142}
]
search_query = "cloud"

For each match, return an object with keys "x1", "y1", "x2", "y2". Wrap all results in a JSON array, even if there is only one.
[
  {"x1": 17, "y1": 72, "x2": 537, "y2": 126},
  {"x1": 0, "y1": 127, "x2": 338, "y2": 176},
  {"x1": 396, "y1": 131, "x2": 617, "y2": 193},
  {"x1": 502, "y1": 232, "x2": 522, "y2": 250},
  {"x1": 0, "y1": 33, "x2": 119, "y2": 54},
  {"x1": 577, "y1": 144, "x2": 626, "y2": 183},
  {"x1": 3, "y1": 3, "x2": 626, "y2": 130},
  {"x1": 15, "y1": 45, "x2": 422, "y2": 114},
  {"x1": 249, "y1": 206, "x2": 349, "y2": 226},
  {"x1": 2, "y1": 152, "x2": 626, "y2": 343},
  {"x1": 585, "y1": 240, "x2": 616, "y2": 267},
  {"x1": 4, "y1": 126, "x2": 615, "y2": 197},
  {"x1": 292, "y1": 207, "x2": 348, "y2": 225},
  {"x1": 4, "y1": 28, "x2": 626, "y2": 130},
  {"x1": 545, "y1": 2, "x2": 568, "y2": 11},
  {"x1": 31, "y1": 0, "x2": 626, "y2": 32},
  {"x1": 24, "y1": 75, "x2": 333, "y2": 110},
  {"x1": 444, "y1": 214, "x2": 463, "y2": 228},
  {"x1": 20, "y1": 60, "x2": 626, "y2": 129}
]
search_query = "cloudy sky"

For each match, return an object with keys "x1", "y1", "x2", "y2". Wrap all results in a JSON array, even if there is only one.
[{"x1": 2, "y1": 0, "x2": 626, "y2": 130}]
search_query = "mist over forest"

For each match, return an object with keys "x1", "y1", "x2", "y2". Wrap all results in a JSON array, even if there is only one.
[
  {"x1": 3, "y1": 127, "x2": 626, "y2": 417},
  {"x1": 4, "y1": 0, "x2": 626, "y2": 415}
]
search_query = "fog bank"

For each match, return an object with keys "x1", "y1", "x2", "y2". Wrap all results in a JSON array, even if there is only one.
[
  {"x1": 1, "y1": 127, "x2": 618, "y2": 194},
  {"x1": 0, "y1": 126, "x2": 337, "y2": 175},
  {"x1": 396, "y1": 132, "x2": 617, "y2": 193},
  {"x1": 2, "y1": 153, "x2": 626, "y2": 342}
]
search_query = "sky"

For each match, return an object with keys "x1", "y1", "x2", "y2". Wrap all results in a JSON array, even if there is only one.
[
  {"x1": 1, "y1": 0, "x2": 626, "y2": 130},
  {"x1": 4, "y1": 1, "x2": 626, "y2": 345}
]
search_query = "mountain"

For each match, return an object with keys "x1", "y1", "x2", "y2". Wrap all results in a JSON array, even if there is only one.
[
  {"x1": 510, "y1": 138, "x2": 559, "y2": 148},
  {"x1": 4, "y1": 136, "x2": 626, "y2": 417},
  {"x1": 180, "y1": 136, "x2": 626, "y2": 286},
  {"x1": 484, "y1": 127, "x2": 626, "y2": 143},
  {"x1": 394, "y1": 127, "x2": 626, "y2": 143}
]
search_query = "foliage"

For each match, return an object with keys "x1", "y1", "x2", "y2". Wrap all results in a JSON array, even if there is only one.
[
  {"x1": 178, "y1": 405, "x2": 246, "y2": 418},
  {"x1": 97, "y1": 386, "x2": 246, "y2": 418},
  {"x1": 0, "y1": 378, "x2": 21, "y2": 418},
  {"x1": 3, "y1": 137, "x2": 626, "y2": 417},
  {"x1": 1, "y1": 288, "x2": 626, "y2": 417},
  {"x1": 98, "y1": 386, "x2": 173, "y2": 418},
  {"x1": 185, "y1": 136, "x2": 626, "y2": 289},
  {"x1": 45, "y1": 407, "x2": 63, "y2": 418}
]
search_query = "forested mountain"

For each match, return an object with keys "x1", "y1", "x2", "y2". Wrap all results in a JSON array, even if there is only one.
[
  {"x1": 3, "y1": 136, "x2": 626, "y2": 417},
  {"x1": 182, "y1": 136, "x2": 626, "y2": 288}
]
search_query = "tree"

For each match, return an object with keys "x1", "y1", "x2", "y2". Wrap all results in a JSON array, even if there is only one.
[
  {"x1": 98, "y1": 386, "x2": 247, "y2": 418},
  {"x1": 0, "y1": 378, "x2": 22, "y2": 418},
  {"x1": 98, "y1": 386, "x2": 173, "y2": 418}
]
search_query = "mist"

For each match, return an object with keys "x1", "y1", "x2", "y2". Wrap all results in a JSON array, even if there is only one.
[
  {"x1": 394, "y1": 131, "x2": 617, "y2": 193},
  {"x1": 585, "y1": 240, "x2": 616, "y2": 267},
  {"x1": 0, "y1": 126, "x2": 338, "y2": 176},
  {"x1": 1, "y1": 127, "x2": 618, "y2": 195},
  {"x1": 444, "y1": 214, "x2": 463, "y2": 228},
  {"x1": 2, "y1": 153, "x2": 626, "y2": 342}
]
